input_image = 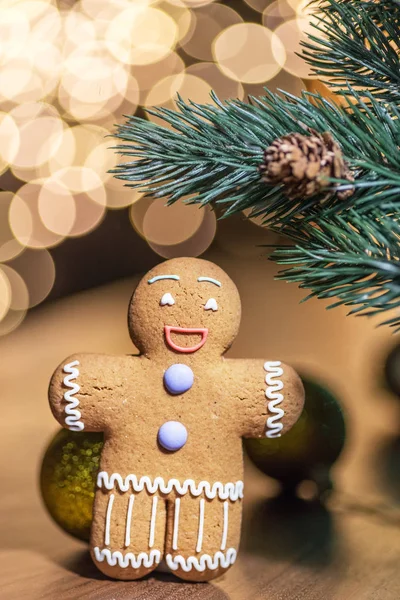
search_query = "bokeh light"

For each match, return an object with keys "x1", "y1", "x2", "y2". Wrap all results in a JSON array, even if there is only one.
[
  {"x1": 38, "y1": 179, "x2": 76, "y2": 236},
  {"x1": 263, "y1": 1, "x2": 296, "y2": 30},
  {"x1": 0, "y1": 0, "x2": 321, "y2": 334},
  {"x1": 106, "y1": 6, "x2": 178, "y2": 66},
  {"x1": 0, "y1": 267, "x2": 12, "y2": 322},
  {"x1": 274, "y1": 18, "x2": 319, "y2": 79},
  {"x1": 243, "y1": 0, "x2": 268, "y2": 12},
  {"x1": 10, "y1": 182, "x2": 65, "y2": 249},
  {"x1": 105, "y1": 184, "x2": 144, "y2": 210},
  {"x1": 50, "y1": 167, "x2": 106, "y2": 236},
  {"x1": 129, "y1": 195, "x2": 157, "y2": 238},
  {"x1": 147, "y1": 205, "x2": 217, "y2": 258},
  {"x1": 134, "y1": 51, "x2": 185, "y2": 102},
  {"x1": 0, "y1": 306, "x2": 27, "y2": 335},
  {"x1": 0, "y1": 264, "x2": 29, "y2": 311},
  {"x1": 0, "y1": 113, "x2": 20, "y2": 175},
  {"x1": 185, "y1": 62, "x2": 244, "y2": 100},
  {"x1": 213, "y1": 23, "x2": 286, "y2": 84},
  {"x1": 0, "y1": 191, "x2": 25, "y2": 262},
  {"x1": 9, "y1": 247, "x2": 55, "y2": 308},
  {"x1": 143, "y1": 198, "x2": 204, "y2": 245},
  {"x1": 181, "y1": 4, "x2": 242, "y2": 62}
]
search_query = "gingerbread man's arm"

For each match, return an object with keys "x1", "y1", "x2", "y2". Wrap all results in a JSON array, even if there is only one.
[
  {"x1": 227, "y1": 359, "x2": 305, "y2": 439},
  {"x1": 48, "y1": 353, "x2": 126, "y2": 432}
]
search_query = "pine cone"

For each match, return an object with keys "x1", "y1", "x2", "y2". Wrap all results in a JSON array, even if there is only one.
[{"x1": 259, "y1": 131, "x2": 354, "y2": 200}]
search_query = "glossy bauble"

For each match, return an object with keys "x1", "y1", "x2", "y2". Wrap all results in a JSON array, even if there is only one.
[
  {"x1": 244, "y1": 376, "x2": 346, "y2": 496},
  {"x1": 384, "y1": 343, "x2": 400, "y2": 397},
  {"x1": 40, "y1": 429, "x2": 103, "y2": 541}
]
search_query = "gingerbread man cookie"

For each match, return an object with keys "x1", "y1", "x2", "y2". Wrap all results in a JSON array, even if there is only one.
[{"x1": 48, "y1": 257, "x2": 305, "y2": 582}]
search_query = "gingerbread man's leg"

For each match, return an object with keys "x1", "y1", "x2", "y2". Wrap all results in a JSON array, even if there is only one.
[
  {"x1": 90, "y1": 488, "x2": 166, "y2": 580},
  {"x1": 165, "y1": 494, "x2": 242, "y2": 582}
]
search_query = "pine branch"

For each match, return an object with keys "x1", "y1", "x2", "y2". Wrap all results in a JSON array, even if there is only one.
[
  {"x1": 110, "y1": 0, "x2": 400, "y2": 328},
  {"x1": 111, "y1": 90, "x2": 400, "y2": 327},
  {"x1": 271, "y1": 208, "x2": 400, "y2": 330},
  {"x1": 304, "y1": 0, "x2": 400, "y2": 103},
  {"x1": 112, "y1": 90, "x2": 400, "y2": 226}
]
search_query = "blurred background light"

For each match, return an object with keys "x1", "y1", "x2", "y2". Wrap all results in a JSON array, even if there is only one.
[
  {"x1": 8, "y1": 247, "x2": 55, "y2": 308},
  {"x1": 213, "y1": 23, "x2": 286, "y2": 84},
  {"x1": 10, "y1": 181, "x2": 65, "y2": 249},
  {"x1": 142, "y1": 197, "x2": 204, "y2": 245},
  {"x1": 0, "y1": 267, "x2": 12, "y2": 322},
  {"x1": 181, "y1": 4, "x2": 243, "y2": 61},
  {"x1": 0, "y1": 263, "x2": 29, "y2": 312},
  {"x1": 106, "y1": 6, "x2": 178, "y2": 66},
  {"x1": 0, "y1": 191, "x2": 25, "y2": 262},
  {"x1": 147, "y1": 205, "x2": 217, "y2": 258},
  {"x1": 274, "y1": 18, "x2": 319, "y2": 78}
]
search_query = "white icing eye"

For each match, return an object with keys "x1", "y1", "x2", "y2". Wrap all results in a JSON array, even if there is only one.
[
  {"x1": 160, "y1": 292, "x2": 175, "y2": 306},
  {"x1": 204, "y1": 298, "x2": 218, "y2": 311}
]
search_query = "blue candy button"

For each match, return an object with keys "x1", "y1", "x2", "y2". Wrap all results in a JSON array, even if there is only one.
[
  {"x1": 164, "y1": 363, "x2": 194, "y2": 395},
  {"x1": 158, "y1": 421, "x2": 188, "y2": 452}
]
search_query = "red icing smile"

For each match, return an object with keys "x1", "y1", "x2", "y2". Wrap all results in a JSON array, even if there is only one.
[{"x1": 164, "y1": 326, "x2": 208, "y2": 354}]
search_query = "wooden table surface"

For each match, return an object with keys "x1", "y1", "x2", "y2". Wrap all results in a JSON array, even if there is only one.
[{"x1": 2, "y1": 251, "x2": 400, "y2": 600}]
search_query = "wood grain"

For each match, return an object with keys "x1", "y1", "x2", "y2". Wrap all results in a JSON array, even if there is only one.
[{"x1": 1, "y1": 252, "x2": 400, "y2": 599}]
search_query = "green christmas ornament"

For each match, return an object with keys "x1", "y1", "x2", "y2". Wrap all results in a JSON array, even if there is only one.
[
  {"x1": 244, "y1": 376, "x2": 346, "y2": 496},
  {"x1": 40, "y1": 429, "x2": 103, "y2": 541},
  {"x1": 384, "y1": 343, "x2": 400, "y2": 397}
]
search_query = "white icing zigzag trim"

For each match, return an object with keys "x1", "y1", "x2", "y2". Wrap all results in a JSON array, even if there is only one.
[
  {"x1": 264, "y1": 361, "x2": 284, "y2": 439},
  {"x1": 94, "y1": 547, "x2": 161, "y2": 569},
  {"x1": 165, "y1": 549, "x2": 237, "y2": 573},
  {"x1": 97, "y1": 472, "x2": 244, "y2": 501},
  {"x1": 63, "y1": 360, "x2": 84, "y2": 432}
]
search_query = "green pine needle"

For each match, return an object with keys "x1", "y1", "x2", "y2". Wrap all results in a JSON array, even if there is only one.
[
  {"x1": 112, "y1": 89, "x2": 400, "y2": 225},
  {"x1": 271, "y1": 210, "x2": 400, "y2": 331},
  {"x1": 304, "y1": 0, "x2": 400, "y2": 103}
]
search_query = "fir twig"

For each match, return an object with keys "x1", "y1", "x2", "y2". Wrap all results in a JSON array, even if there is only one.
[
  {"x1": 304, "y1": 0, "x2": 400, "y2": 103},
  {"x1": 112, "y1": 90, "x2": 400, "y2": 225},
  {"x1": 271, "y1": 209, "x2": 400, "y2": 330}
]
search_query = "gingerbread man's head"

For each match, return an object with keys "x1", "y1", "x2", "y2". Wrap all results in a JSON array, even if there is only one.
[{"x1": 129, "y1": 257, "x2": 241, "y2": 359}]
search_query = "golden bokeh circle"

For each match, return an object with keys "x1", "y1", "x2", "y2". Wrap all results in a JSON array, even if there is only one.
[
  {"x1": 0, "y1": 263, "x2": 29, "y2": 312},
  {"x1": 213, "y1": 23, "x2": 286, "y2": 84},
  {"x1": 62, "y1": 40, "x2": 130, "y2": 103},
  {"x1": 38, "y1": 178, "x2": 76, "y2": 236},
  {"x1": 144, "y1": 73, "x2": 213, "y2": 126},
  {"x1": 0, "y1": 191, "x2": 25, "y2": 262},
  {"x1": 263, "y1": 0, "x2": 296, "y2": 30},
  {"x1": 0, "y1": 113, "x2": 20, "y2": 176},
  {"x1": 167, "y1": 0, "x2": 216, "y2": 7},
  {"x1": 274, "y1": 18, "x2": 319, "y2": 79},
  {"x1": 143, "y1": 198, "x2": 204, "y2": 245},
  {"x1": 147, "y1": 206, "x2": 217, "y2": 258},
  {"x1": 0, "y1": 307, "x2": 27, "y2": 336},
  {"x1": 134, "y1": 52, "x2": 185, "y2": 99},
  {"x1": 9, "y1": 182, "x2": 65, "y2": 249},
  {"x1": 0, "y1": 267, "x2": 12, "y2": 323},
  {"x1": 243, "y1": 0, "x2": 269, "y2": 12},
  {"x1": 181, "y1": 3, "x2": 242, "y2": 62},
  {"x1": 10, "y1": 115, "x2": 65, "y2": 170},
  {"x1": 50, "y1": 167, "x2": 106, "y2": 236},
  {"x1": 106, "y1": 6, "x2": 178, "y2": 66},
  {"x1": 105, "y1": 184, "x2": 144, "y2": 210},
  {"x1": 185, "y1": 62, "x2": 244, "y2": 101},
  {"x1": 129, "y1": 195, "x2": 156, "y2": 238},
  {"x1": 9, "y1": 247, "x2": 55, "y2": 308}
]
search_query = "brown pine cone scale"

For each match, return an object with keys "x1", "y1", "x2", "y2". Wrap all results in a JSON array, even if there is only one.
[{"x1": 259, "y1": 131, "x2": 354, "y2": 200}]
